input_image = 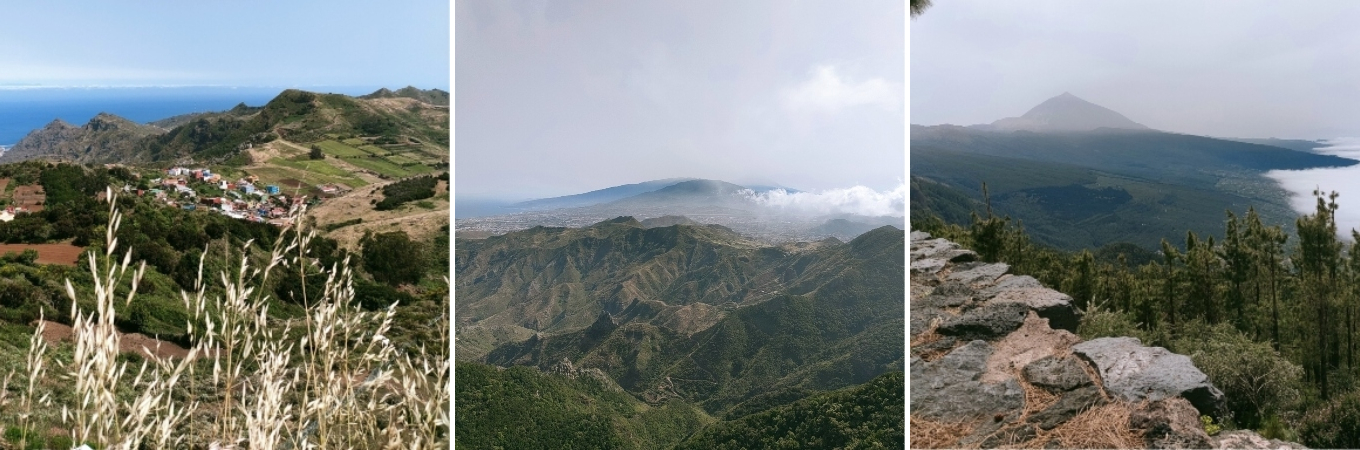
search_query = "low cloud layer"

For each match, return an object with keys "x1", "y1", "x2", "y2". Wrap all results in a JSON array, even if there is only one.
[
  {"x1": 782, "y1": 65, "x2": 899, "y2": 114},
  {"x1": 1267, "y1": 138, "x2": 1360, "y2": 236},
  {"x1": 744, "y1": 183, "x2": 905, "y2": 217}
]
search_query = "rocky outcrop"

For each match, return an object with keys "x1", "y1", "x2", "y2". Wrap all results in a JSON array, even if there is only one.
[
  {"x1": 909, "y1": 231, "x2": 1306, "y2": 449},
  {"x1": 910, "y1": 340, "x2": 1025, "y2": 421},
  {"x1": 1212, "y1": 430, "x2": 1308, "y2": 449},
  {"x1": 0, "y1": 113, "x2": 164, "y2": 163},
  {"x1": 1128, "y1": 398, "x2": 1214, "y2": 449},
  {"x1": 1074, "y1": 337, "x2": 1226, "y2": 418}
]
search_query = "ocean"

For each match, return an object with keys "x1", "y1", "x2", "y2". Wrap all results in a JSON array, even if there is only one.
[{"x1": 0, "y1": 86, "x2": 379, "y2": 146}]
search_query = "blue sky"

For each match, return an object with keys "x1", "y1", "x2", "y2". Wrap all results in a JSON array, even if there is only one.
[
  {"x1": 2, "y1": 1, "x2": 449, "y2": 90},
  {"x1": 456, "y1": 1, "x2": 905, "y2": 200}
]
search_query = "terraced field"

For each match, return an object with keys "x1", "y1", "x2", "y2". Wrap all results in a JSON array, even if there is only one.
[
  {"x1": 345, "y1": 156, "x2": 430, "y2": 178},
  {"x1": 315, "y1": 140, "x2": 371, "y2": 157}
]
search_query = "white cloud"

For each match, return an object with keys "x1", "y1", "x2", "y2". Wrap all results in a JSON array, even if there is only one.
[
  {"x1": 782, "y1": 65, "x2": 900, "y2": 113},
  {"x1": 1267, "y1": 138, "x2": 1360, "y2": 238},
  {"x1": 744, "y1": 183, "x2": 906, "y2": 217}
]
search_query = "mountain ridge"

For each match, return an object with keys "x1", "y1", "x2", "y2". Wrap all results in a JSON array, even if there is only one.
[
  {"x1": 0, "y1": 87, "x2": 449, "y2": 165},
  {"x1": 460, "y1": 219, "x2": 904, "y2": 416}
]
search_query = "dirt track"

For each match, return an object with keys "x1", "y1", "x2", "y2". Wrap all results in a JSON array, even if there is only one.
[{"x1": 38, "y1": 320, "x2": 193, "y2": 360}]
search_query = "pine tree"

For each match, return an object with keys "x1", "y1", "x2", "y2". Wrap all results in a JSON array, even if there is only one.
[
  {"x1": 1221, "y1": 210, "x2": 1253, "y2": 329},
  {"x1": 1296, "y1": 190, "x2": 1342, "y2": 400},
  {"x1": 1161, "y1": 239, "x2": 1183, "y2": 330}
]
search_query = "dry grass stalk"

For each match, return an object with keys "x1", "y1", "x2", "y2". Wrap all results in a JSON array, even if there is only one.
[
  {"x1": 1018, "y1": 377, "x2": 1060, "y2": 421},
  {"x1": 5, "y1": 186, "x2": 451, "y2": 449},
  {"x1": 909, "y1": 415, "x2": 976, "y2": 449}
]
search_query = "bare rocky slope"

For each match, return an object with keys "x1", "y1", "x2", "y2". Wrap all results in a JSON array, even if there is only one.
[
  {"x1": 910, "y1": 231, "x2": 1304, "y2": 449},
  {"x1": 1, "y1": 113, "x2": 164, "y2": 163}
]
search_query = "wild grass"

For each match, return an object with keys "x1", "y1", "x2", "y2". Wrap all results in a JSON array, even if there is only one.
[{"x1": 1, "y1": 187, "x2": 449, "y2": 449}]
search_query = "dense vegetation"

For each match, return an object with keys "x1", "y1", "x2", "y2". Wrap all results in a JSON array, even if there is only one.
[
  {"x1": 674, "y1": 371, "x2": 904, "y2": 449},
  {"x1": 457, "y1": 218, "x2": 905, "y2": 447},
  {"x1": 916, "y1": 187, "x2": 1360, "y2": 447},
  {"x1": 375, "y1": 174, "x2": 440, "y2": 211},
  {"x1": 0, "y1": 191, "x2": 448, "y2": 448},
  {"x1": 0, "y1": 162, "x2": 447, "y2": 353},
  {"x1": 455, "y1": 362, "x2": 710, "y2": 449},
  {"x1": 455, "y1": 363, "x2": 904, "y2": 450}
]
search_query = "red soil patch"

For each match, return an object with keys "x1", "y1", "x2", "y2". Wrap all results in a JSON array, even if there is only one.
[
  {"x1": 0, "y1": 178, "x2": 10, "y2": 194},
  {"x1": 0, "y1": 243, "x2": 83, "y2": 266},
  {"x1": 12, "y1": 185, "x2": 45, "y2": 212},
  {"x1": 36, "y1": 320, "x2": 194, "y2": 360}
]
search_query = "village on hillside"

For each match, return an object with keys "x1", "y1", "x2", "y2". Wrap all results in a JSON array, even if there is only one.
[
  {"x1": 0, "y1": 164, "x2": 356, "y2": 227},
  {"x1": 139, "y1": 166, "x2": 350, "y2": 227}
]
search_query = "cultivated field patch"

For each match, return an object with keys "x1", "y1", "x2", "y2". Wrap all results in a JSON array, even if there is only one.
[{"x1": 0, "y1": 243, "x2": 83, "y2": 266}]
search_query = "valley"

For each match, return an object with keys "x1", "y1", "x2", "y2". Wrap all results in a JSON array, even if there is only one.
[
  {"x1": 910, "y1": 93, "x2": 1355, "y2": 252},
  {"x1": 455, "y1": 215, "x2": 905, "y2": 447}
]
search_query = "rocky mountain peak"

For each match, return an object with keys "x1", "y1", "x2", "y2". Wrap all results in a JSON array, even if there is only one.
[
  {"x1": 85, "y1": 112, "x2": 135, "y2": 132},
  {"x1": 43, "y1": 118, "x2": 76, "y2": 130}
]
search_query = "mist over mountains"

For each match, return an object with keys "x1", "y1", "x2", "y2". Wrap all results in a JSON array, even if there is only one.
[{"x1": 456, "y1": 178, "x2": 905, "y2": 243}]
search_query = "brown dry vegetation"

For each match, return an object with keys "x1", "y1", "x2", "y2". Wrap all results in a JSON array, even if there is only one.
[
  {"x1": 910, "y1": 416, "x2": 976, "y2": 449},
  {"x1": 309, "y1": 180, "x2": 449, "y2": 250},
  {"x1": 1033, "y1": 402, "x2": 1142, "y2": 449}
]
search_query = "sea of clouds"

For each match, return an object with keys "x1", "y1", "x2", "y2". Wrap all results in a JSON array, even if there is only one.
[
  {"x1": 1266, "y1": 138, "x2": 1360, "y2": 236},
  {"x1": 742, "y1": 183, "x2": 906, "y2": 217}
]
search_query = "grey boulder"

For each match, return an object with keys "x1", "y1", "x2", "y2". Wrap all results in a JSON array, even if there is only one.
[{"x1": 1074, "y1": 337, "x2": 1227, "y2": 418}]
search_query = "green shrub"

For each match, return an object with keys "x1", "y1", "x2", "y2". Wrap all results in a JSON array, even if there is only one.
[
  {"x1": 1260, "y1": 414, "x2": 1297, "y2": 442},
  {"x1": 1202, "y1": 415, "x2": 1222, "y2": 436},
  {"x1": 1076, "y1": 301, "x2": 1156, "y2": 344},
  {"x1": 1300, "y1": 390, "x2": 1360, "y2": 448},
  {"x1": 1172, "y1": 321, "x2": 1303, "y2": 428},
  {"x1": 375, "y1": 175, "x2": 437, "y2": 211}
]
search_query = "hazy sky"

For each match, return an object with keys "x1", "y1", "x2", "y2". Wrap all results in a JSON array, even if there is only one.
[
  {"x1": 912, "y1": 1, "x2": 1360, "y2": 139},
  {"x1": 456, "y1": 1, "x2": 905, "y2": 200},
  {"x1": 2, "y1": 1, "x2": 448, "y2": 89}
]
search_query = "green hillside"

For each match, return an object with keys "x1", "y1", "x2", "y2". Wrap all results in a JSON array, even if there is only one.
[
  {"x1": 460, "y1": 220, "x2": 904, "y2": 426},
  {"x1": 909, "y1": 126, "x2": 1344, "y2": 251},
  {"x1": 455, "y1": 361, "x2": 713, "y2": 450},
  {"x1": 3, "y1": 88, "x2": 449, "y2": 166},
  {"x1": 674, "y1": 371, "x2": 904, "y2": 450}
]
